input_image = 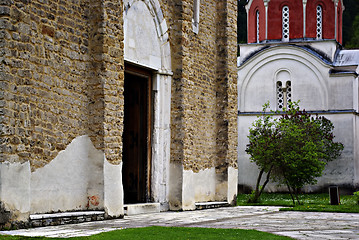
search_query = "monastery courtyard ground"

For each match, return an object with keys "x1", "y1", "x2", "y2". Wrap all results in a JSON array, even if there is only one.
[{"x1": 1, "y1": 206, "x2": 359, "y2": 239}]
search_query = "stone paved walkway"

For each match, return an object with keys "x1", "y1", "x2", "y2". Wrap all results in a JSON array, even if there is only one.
[{"x1": 1, "y1": 206, "x2": 359, "y2": 239}]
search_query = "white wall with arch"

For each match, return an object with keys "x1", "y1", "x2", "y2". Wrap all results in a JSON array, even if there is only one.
[
  {"x1": 238, "y1": 46, "x2": 332, "y2": 112},
  {"x1": 237, "y1": 45, "x2": 358, "y2": 192}
]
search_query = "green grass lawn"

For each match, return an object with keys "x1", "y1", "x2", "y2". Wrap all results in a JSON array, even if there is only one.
[
  {"x1": 237, "y1": 193, "x2": 359, "y2": 213},
  {"x1": 0, "y1": 227, "x2": 293, "y2": 240}
]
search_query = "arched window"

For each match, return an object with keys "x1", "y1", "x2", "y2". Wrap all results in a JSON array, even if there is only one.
[
  {"x1": 256, "y1": 10, "x2": 260, "y2": 43},
  {"x1": 282, "y1": 6, "x2": 289, "y2": 42},
  {"x1": 316, "y1": 5, "x2": 322, "y2": 39},
  {"x1": 286, "y1": 81, "x2": 292, "y2": 105},
  {"x1": 277, "y1": 81, "x2": 291, "y2": 110}
]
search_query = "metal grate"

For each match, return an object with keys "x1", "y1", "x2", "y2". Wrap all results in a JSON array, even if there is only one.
[
  {"x1": 277, "y1": 81, "x2": 284, "y2": 110},
  {"x1": 316, "y1": 5, "x2": 322, "y2": 39},
  {"x1": 277, "y1": 81, "x2": 291, "y2": 110},
  {"x1": 256, "y1": 10, "x2": 260, "y2": 43},
  {"x1": 282, "y1": 6, "x2": 289, "y2": 42},
  {"x1": 286, "y1": 81, "x2": 292, "y2": 104}
]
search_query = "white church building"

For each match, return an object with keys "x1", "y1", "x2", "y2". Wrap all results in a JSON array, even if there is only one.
[{"x1": 237, "y1": 0, "x2": 359, "y2": 192}]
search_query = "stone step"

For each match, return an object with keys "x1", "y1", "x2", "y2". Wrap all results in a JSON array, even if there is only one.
[
  {"x1": 124, "y1": 203, "x2": 161, "y2": 215},
  {"x1": 29, "y1": 211, "x2": 105, "y2": 227},
  {"x1": 195, "y1": 201, "x2": 229, "y2": 210}
]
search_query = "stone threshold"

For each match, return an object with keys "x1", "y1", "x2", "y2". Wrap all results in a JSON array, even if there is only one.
[
  {"x1": 195, "y1": 201, "x2": 229, "y2": 210},
  {"x1": 29, "y1": 211, "x2": 106, "y2": 227},
  {"x1": 124, "y1": 203, "x2": 161, "y2": 215}
]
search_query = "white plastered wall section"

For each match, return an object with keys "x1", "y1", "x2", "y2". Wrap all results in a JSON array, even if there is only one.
[
  {"x1": 0, "y1": 162, "x2": 31, "y2": 221},
  {"x1": 123, "y1": 0, "x2": 171, "y2": 71},
  {"x1": 237, "y1": 45, "x2": 358, "y2": 192},
  {"x1": 30, "y1": 136, "x2": 124, "y2": 217},
  {"x1": 0, "y1": 135, "x2": 123, "y2": 221},
  {"x1": 181, "y1": 167, "x2": 238, "y2": 210},
  {"x1": 355, "y1": 75, "x2": 359, "y2": 188},
  {"x1": 239, "y1": 46, "x2": 330, "y2": 112},
  {"x1": 169, "y1": 163, "x2": 238, "y2": 211},
  {"x1": 182, "y1": 168, "x2": 217, "y2": 210},
  {"x1": 355, "y1": 113, "x2": 359, "y2": 189},
  {"x1": 123, "y1": 0, "x2": 172, "y2": 210},
  {"x1": 31, "y1": 136, "x2": 105, "y2": 214}
]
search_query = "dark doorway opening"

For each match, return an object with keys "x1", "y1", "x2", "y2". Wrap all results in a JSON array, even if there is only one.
[{"x1": 123, "y1": 64, "x2": 152, "y2": 204}]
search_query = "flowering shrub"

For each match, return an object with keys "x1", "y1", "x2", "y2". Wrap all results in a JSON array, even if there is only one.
[{"x1": 246, "y1": 101, "x2": 344, "y2": 204}]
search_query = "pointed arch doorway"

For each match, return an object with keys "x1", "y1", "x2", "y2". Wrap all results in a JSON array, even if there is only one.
[{"x1": 123, "y1": 64, "x2": 152, "y2": 204}]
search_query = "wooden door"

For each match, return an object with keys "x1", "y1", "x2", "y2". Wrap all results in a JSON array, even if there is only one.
[{"x1": 123, "y1": 66, "x2": 152, "y2": 204}]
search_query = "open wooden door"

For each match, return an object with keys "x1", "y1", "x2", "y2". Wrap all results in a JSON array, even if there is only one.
[{"x1": 123, "y1": 64, "x2": 152, "y2": 204}]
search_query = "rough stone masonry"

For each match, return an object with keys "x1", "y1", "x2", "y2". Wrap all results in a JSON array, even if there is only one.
[{"x1": 0, "y1": 0, "x2": 238, "y2": 228}]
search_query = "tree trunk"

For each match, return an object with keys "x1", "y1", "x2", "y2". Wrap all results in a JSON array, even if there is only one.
[
  {"x1": 248, "y1": 165, "x2": 273, "y2": 203},
  {"x1": 248, "y1": 169, "x2": 265, "y2": 203},
  {"x1": 294, "y1": 188, "x2": 301, "y2": 205},
  {"x1": 258, "y1": 165, "x2": 273, "y2": 196},
  {"x1": 286, "y1": 181, "x2": 295, "y2": 205}
]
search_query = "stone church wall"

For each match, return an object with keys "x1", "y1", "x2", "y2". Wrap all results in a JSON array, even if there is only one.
[
  {"x1": 0, "y1": 0, "x2": 124, "y2": 170},
  {"x1": 168, "y1": 0, "x2": 238, "y2": 209},
  {"x1": 0, "y1": 0, "x2": 239, "y2": 224},
  {"x1": 0, "y1": 0, "x2": 125, "y2": 224}
]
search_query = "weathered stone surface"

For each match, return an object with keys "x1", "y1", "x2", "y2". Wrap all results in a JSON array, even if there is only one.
[
  {"x1": 0, "y1": 0, "x2": 124, "y2": 169},
  {"x1": 168, "y1": 0, "x2": 238, "y2": 172},
  {"x1": 0, "y1": 202, "x2": 11, "y2": 225},
  {"x1": 1, "y1": 0, "x2": 238, "y2": 223},
  {"x1": 164, "y1": 0, "x2": 238, "y2": 209}
]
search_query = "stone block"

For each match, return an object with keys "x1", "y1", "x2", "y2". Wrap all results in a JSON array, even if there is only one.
[
  {"x1": 124, "y1": 203, "x2": 160, "y2": 215},
  {"x1": 0, "y1": 6, "x2": 10, "y2": 16}
]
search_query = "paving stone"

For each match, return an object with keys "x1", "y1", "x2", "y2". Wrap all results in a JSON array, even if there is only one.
[{"x1": 1, "y1": 207, "x2": 359, "y2": 239}]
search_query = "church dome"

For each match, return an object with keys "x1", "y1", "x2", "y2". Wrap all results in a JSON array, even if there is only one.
[{"x1": 246, "y1": 0, "x2": 344, "y2": 44}]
